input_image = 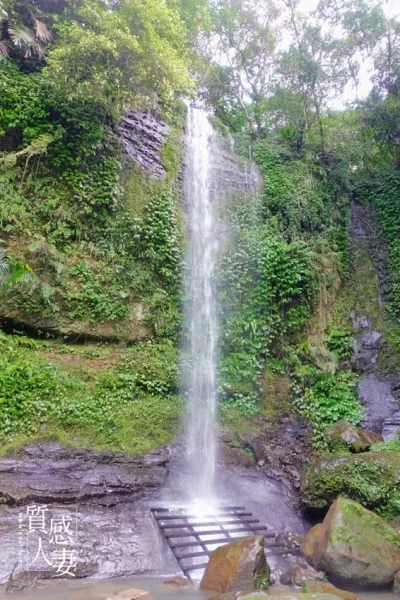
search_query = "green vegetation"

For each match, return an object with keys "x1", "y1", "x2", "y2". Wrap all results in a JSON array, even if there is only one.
[
  {"x1": 301, "y1": 452, "x2": 400, "y2": 521},
  {"x1": 0, "y1": 331, "x2": 181, "y2": 453},
  {"x1": 217, "y1": 134, "x2": 360, "y2": 446},
  {"x1": 1, "y1": 0, "x2": 400, "y2": 495},
  {"x1": 0, "y1": 247, "x2": 33, "y2": 289},
  {"x1": 253, "y1": 567, "x2": 270, "y2": 590},
  {"x1": 357, "y1": 171, "x2": 400, "y2": 326},
  {"x1": 0, "y1": 0, "x2": 191, "y2": 450}
]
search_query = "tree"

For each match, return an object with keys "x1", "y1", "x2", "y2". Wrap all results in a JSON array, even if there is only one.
[
  {"x1": 42, "y1": 0, "x2": 194, "y2": 114},
  {"x1": 0, "y1": 0, "x2": 55, "y2": 64},
  {"x1": 199, "y1": 0, "x2": 281, "y2": 136}
]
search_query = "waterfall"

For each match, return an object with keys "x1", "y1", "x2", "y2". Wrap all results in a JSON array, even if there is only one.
[{"x1": 182, "y1": 105, "x2": 218, "y2": 504}]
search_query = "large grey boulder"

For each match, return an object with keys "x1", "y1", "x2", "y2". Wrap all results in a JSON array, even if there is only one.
[
  {"x1": 106, "y1": 590, "x2": 155, "y2": 600},
  {"x1": 382, "y1": 416, "x2": 400, "y2": 441},
  {"x1": 209, "y1": 594, "x2": 342, "y2": 600},
  {"x1": 361, "y1": 331, "x2": 383, "y2": 348},
  {"x1": 358, "y1": 377, "x2": 400, "y2": 433}
]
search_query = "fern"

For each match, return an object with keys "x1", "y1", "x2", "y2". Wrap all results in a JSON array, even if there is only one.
[{"x1": 0, "y1": 250, "x2": 34, "y2": 289}]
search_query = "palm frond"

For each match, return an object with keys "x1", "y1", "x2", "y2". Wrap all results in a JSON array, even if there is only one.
[
  {"x1": 8, "y1": 25, "x2": 35, "y2": 47},
  {"x1": 0, "y1": 40, "x2": 10, "y2": 57},
  {"x1": 32, "y1": 16, "x2": 51, "y2": 42},
  {"x1": 0, "y1": 252, "x2": 34, "y2": 290},
  {"x1": 23, "y1": 39, "x2": 45, "y2": 58},
  {"x1": 0, "y1": 251, "x2": 10, "y2": 278}
]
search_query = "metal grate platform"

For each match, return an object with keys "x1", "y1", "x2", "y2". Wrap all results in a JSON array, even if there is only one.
[{"x1": 151, "y1": 505, "x2": 276, "y2": 583}]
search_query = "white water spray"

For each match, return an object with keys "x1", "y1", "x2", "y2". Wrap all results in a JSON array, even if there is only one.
[{"x1": 182, "y1": 105, "x2": 219, "y2": 504}]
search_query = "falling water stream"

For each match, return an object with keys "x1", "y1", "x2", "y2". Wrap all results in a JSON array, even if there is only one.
[{"x1": 182, "y1": 105, "x2": 218, "y2": 504}]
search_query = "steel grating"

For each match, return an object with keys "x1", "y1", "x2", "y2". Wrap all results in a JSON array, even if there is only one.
[{"x1": 151, "y1": 505, "x2": 276, "y2": 583}]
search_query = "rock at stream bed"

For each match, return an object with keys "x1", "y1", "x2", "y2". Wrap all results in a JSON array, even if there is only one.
[
  {"x1": 106, "y1": 589, "x2": 155, "y2": 600},
  {"x1": 303, "y1": 580, "x2": 360, "y2": 600},
  {"x1": 358, "y1": 377, "x2": 400, "y2": 433},
  {"x1": 209, "y1": 593, "x2": 342, "y2": 600},
  {"x1": 301, "y1": 498, "x2": 400, "y2": 587},
  {"x1": 324, "y1": 420, "x2": 381, "y2": 452},
  {"x1": 280, "y1": 565, "x2": 326, "y2": 586},
  {"x1": 200, "y1": 535, "x2": 269, "y2": 593},
  {"x1": 163, "y1": 577, "x2": 190, "y2": 587}
]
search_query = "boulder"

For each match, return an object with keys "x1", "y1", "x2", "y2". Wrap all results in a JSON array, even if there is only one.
[
  {"x1": 351, "y1": 331, "x2": 383, "y2": 371},
  {"x1": 358, "y1": 377, "x2": 400, "y2": 433},
  {"x1": 301, "y1": 524, "x2": 323, "y2": 558},
  {"x1": 303, "y1": 580, "x2": 359, "y2": 600},
  {"x1": 392, "y1": 516, "x2": 400, "y2": 533},
  {"x1": 106, "y1": 590, "x2": 154, "y2": 600},
  {"x1": 280, "y1": 565, "x2": 326, "y2": 586},
  {"x1": 163, "y1": 576, "x2": 189, "y2": 587},
  {"x1": 393, "y1": 570, "x2": 400, "y2": 594},
  {"x1": 209, "y1": 594, "x2": 341, "y2": 600},
  {"x1": 324, "y1": 420, "x2": 381, "y2": 452},
  {"x1": 208, "y1": 593, "x2": 269, "y2": 600},
  {"x1": 301, "y1": 498, "x2": 400, "y2": 586},
  {"x1": 361, "y1": 331, "x2": 383, "y2": 348},
  {"x1": 274, "y1": 531, "x2": 305, "y2": 555},
  {"x1": 200, "y1": 536, "x2": 269, "y2": 593},
  {"x1": 300, "y1": 451, "x2": 400, "y2": 515},
  {"x1": 382, "y1": 417, "x2": 400, "y2": 441},
  {"x1": 222, "y1": 411, "x2": 314, "y2": 491}
]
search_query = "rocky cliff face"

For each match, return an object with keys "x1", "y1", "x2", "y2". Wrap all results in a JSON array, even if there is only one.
[
  {"x1": 116, "y1": 112, "x2": 169, "y2": 181},
  {"x1": 0, "y1": 442, "x2": 170, "y2": 585},
  {"x1": 209, "y1": 137, "x2": 262, "y2": 198},
  {"x1": 349, "y1": 200, "x2": 400, "y2": 439},
  {"x1": 117, "y1": 110, "x2": 262, "y2": 194}
]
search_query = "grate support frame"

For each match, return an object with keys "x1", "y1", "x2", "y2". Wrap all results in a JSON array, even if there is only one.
[{"x1": 151, "y1": 505, "x2": 276, "y2": 584}]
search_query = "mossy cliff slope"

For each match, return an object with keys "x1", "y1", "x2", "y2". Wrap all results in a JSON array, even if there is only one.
[
  {"x1": 0, "y1": 110, "x2": 184, "y2": 343},
  {"x1": 0, "y1": 106, "x2": 185, "y2": 454}
]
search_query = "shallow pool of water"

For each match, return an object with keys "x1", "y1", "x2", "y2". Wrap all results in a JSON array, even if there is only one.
[
  {"x1": 0, "y1": 577, "x2": 398, "y2": 600},
  {"x1": 0, "y1": 575, "x2": 209, "y2": 600}
]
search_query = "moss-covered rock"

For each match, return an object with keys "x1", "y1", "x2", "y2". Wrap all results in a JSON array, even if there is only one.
[
  {"x1": 324, "y1": 420, "x2": 382, "y2": 453},
  {"x1": 200, "y1": 536, "x2": 269, "y2": 593},
  {"x1": 303, "y1": 580, "x2": 359, "y2": 600},
  {"x1": 301, "y1": 498, "x2": 400, "y2": 587},
  {"x1": 300, "y1": 451, "x2": 400, "y2": 519}
]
